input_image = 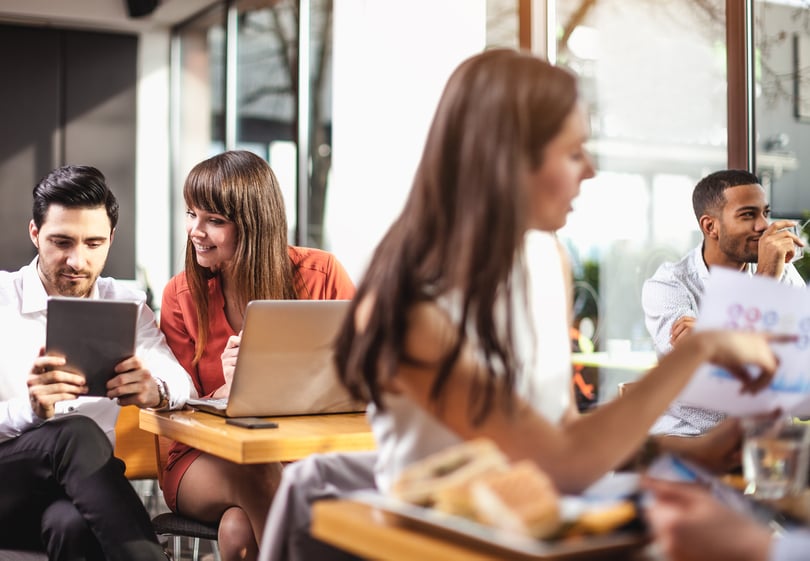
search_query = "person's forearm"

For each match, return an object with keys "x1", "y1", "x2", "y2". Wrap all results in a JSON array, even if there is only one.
[{"x1": 558, "y1": 336, "x2": 715, "y2": 485}]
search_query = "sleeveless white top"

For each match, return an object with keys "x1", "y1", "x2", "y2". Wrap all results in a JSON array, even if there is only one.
[{"x1": 369, "y1": 230, "x2": 572, "y2": 492}]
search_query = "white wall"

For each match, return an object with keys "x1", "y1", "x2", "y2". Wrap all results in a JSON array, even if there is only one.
[
  {"x1": 327, "y1": 0, "x2": 487, "y2": 282},
  {"x1": 135, "y1": 30, "x2": 173, "y2": 306}
]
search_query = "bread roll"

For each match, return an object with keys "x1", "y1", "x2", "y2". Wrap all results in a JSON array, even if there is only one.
[
  {"x1": 470, "y1": 460, "x2": 561, "y2": 539},
  {"x1": 391, "y1": 439, "x2": 509, "y2": 509}
]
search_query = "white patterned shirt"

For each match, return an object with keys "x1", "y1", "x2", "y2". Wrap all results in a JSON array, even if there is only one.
[{"x1": 641, "y1": 243, "x2": 805, "y2": 435}]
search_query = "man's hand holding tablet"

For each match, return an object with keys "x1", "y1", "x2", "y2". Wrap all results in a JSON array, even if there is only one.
[{"x1": 43, "y1": 297, "x2": 138, "y2": 396}]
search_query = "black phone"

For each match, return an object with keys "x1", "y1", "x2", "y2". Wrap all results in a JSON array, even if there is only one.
[{"x1": 225, "y1": 417, "x2": 279, "y2": 429}]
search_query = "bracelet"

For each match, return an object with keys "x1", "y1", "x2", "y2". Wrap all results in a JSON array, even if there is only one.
[{"x1": 152, "y1": 377, "x2": 170, "y2": 410}]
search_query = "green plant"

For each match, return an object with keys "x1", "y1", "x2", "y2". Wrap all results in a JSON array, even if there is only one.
[{"x1": 792, "y1": 214, "x2": 810, "y2": 282}]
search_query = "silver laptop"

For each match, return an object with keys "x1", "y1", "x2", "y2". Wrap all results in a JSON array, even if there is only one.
[{"x1": 186, "y1": 299, "x2": 365, "y2": 418}]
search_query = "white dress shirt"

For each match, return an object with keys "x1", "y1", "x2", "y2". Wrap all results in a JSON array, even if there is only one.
[
  {"x1": 642, "y1": 243, "x2": 806, "y2": 435},
  {"x1": 0, "y1": 257, "x2": 192, "y2": 444}
]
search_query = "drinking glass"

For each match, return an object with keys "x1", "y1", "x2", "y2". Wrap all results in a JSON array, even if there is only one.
[
  {"x1": 788, "y1": 219, "x2": 810, "y2": 263},
  {"x1": 742, "y1": 415, "x2": 810, "y2": 500}
]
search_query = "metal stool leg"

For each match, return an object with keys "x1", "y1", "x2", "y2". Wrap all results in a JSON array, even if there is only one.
[{"x1": 172, "y1": 535, "x2": 182, "y2": 560}]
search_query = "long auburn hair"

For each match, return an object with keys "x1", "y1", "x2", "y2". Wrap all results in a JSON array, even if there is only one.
[
  {"x1": 184, "y1": 150, "x2": 297, "y2": 364},
  {"x1": 334, "y1": 49, "x2": 578, "y2": 423}
]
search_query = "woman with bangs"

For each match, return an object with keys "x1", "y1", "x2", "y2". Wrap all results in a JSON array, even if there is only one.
[{"x1": 159, "y1": 150, "x2": 355, "y2": 561}]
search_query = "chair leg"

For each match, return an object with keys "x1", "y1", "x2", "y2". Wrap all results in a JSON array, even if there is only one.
[
  {"x1": 192, "y1": 536, "x2": 200, "y2": 561},
  {"x1": 172, "y1": 535, "x2": 182, "y2": 559}
]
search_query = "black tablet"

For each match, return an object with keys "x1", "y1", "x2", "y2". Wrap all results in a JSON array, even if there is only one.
[{"x1": 45, "y1": 297, "x2": 139, "y2": 396}]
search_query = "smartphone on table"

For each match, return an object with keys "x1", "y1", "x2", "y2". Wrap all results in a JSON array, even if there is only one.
[{"x1": 225, "y1": 417, "x2": 279, "y2": 429}]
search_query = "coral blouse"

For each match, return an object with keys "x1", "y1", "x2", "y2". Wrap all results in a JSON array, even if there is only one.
[{"x1": 158, "y1": 245, "x2": 356, "y2": 511}]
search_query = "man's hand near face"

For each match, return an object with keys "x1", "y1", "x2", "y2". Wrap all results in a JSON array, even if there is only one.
[
  {"x1": 106, "y1": 356, "x2": 162, "y2": 408},
  {"x1": 670, "y1": 316, "x2": 696, "y2": 348},
  {"x1": 27, "y1": 349, "x2": 88, "y2": 419},
  {"x1": 756, "y1": 219, "x2": 803, "y2": 279}
]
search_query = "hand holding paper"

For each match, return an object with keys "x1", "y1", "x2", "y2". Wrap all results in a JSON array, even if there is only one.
[
  {"x1": 691, "y1": 331, "x2": 792, "y2": 394},
  {"x1": 675, "y1": 268, "x2": 810, "y2": 417}
]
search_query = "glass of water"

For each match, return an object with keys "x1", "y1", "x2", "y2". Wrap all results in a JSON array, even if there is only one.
[
  {"x1": 788, "y1": 219, "x2": 810, "y2": 263},
  {"x1": 742, "y1": 415, "x2": 810, "y2": 500}
]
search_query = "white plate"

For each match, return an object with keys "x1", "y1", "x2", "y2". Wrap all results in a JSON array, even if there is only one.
[{"x1": 582, "y1": 472, "x2": 641, "y2": 500}]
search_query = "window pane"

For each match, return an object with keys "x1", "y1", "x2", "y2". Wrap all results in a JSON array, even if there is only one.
[
  {"x1": 309, "y1": 0, "x2": 334, "y2": 248},
  {"x1": 236, "y1": 0, "x2": 298, "y2": 239},
  {"x1": 755, "y1": 1, "x2": 810, "y2": 278},
  {"x1": 487, "y1": 0, "x2": 518, "y2": 48},
  {"x1": 174, "y1": 4, "x2": 226, "y2": 272}
]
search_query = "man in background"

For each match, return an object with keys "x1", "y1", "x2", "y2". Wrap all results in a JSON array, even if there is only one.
[
  {"x1": 642, "y1": 169, "x2": 805, "y2": 436},
  {"x1": 0, "y1": 165, "x2": 192, "y2": 560}
]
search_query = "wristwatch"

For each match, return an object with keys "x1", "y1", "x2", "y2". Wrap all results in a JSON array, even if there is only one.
[{"x1": 153, "y1": 377, "x2": 170, "y2": 410}]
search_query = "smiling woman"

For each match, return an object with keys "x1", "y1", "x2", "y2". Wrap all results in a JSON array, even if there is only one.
[
  {"x1": 157, "y1": 149, "x2": 356, "y2": 561},
  {"x1": 184, "y1": 208, "x2": 237, "y2": 273}
]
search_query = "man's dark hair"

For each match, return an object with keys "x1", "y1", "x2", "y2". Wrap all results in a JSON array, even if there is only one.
[
  {"x1": 692, "y1": 169, "x2": 760, "y2": 222},
  {"x1": 32, "y1": 165, "x2": 119, "y2": 230}
]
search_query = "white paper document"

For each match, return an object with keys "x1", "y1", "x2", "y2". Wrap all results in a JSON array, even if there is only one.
[{"x1": 675, "y1": 267, "x2": 810, "y2": 416}]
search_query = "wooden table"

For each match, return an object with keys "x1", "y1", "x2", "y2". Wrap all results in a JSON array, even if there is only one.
[
  {"x1": 139, "y1": 408, "x2": 375, "y2": 464},
  {"x1": 312, "y1": 499, "x2": 511, "y2": 561},
  {"x1": 311, "y1": 499, "x2": 655, "y2": 561}
]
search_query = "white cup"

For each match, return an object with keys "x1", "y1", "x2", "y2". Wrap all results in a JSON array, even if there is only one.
[
  {"x1": 742, "y1": 415, "x2": 810, "y2": 500},
  {"x1": 606, "y1": 339, "x2": 631, "y2": 357}
]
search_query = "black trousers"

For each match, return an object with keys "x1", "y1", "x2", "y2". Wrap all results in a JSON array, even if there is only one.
[{"x1": 0, "y1": 415, "x2": 165, "y2": 561}]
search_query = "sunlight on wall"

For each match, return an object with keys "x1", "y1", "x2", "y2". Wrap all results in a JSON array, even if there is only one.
[
  {"x1": 326, "y1": 0, "x2": 486, "y2": 282},
  {"x1": 136, "y1": 30, "x2": 172, "y2": 305}
]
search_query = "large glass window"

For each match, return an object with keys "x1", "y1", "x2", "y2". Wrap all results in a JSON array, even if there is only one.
[
  {"x1": 554, "y1": 1, "x2": 729, "y2": 355},
  {"x1": 308, "y1": 0, "x2": 334, "y2": 247},
  {"x1": 173, "y1": 4, "x2": 226, "y2": 272},
  {"x1": 754, "y1": 0, "x2": 810, "y2": 278},
  {"x1": 486, "y1": 0, "x2": 519, "y2": 48},
  {"x1": 234, "y1": 0, "x2": 299, "y2": 238},
  {"x1": 172, "y1": 0, "x2": 333, "y2": 271}
]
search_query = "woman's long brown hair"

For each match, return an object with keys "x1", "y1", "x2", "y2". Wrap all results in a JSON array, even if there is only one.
[
  {"x1": 184, "y1": 150, "x2": 296, "y2": 364},
  {"x1": 333, "y1": 49, "x2": 578, "y2": 423}
]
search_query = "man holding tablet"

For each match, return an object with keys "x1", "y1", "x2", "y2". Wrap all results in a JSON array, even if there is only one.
[{"x1": 0, "y1": 165, "x2": 192, "y2": 560}]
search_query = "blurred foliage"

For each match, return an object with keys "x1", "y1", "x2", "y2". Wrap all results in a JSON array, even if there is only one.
[
  {"x1": 573, "y1": 259, "x2": 600, "y2": 323},
  {"x1": 794, "y1": 216, "x2": 810, "y2": 282}
]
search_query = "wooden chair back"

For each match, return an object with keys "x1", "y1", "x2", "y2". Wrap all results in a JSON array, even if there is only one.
[{"x1": 113, "y1": 405, "x2": 171, "y2": 486}]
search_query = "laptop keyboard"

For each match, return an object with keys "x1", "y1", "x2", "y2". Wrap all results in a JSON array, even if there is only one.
[{"x1": 187, "y1": 397, "x2": 228, "y2": 410}]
